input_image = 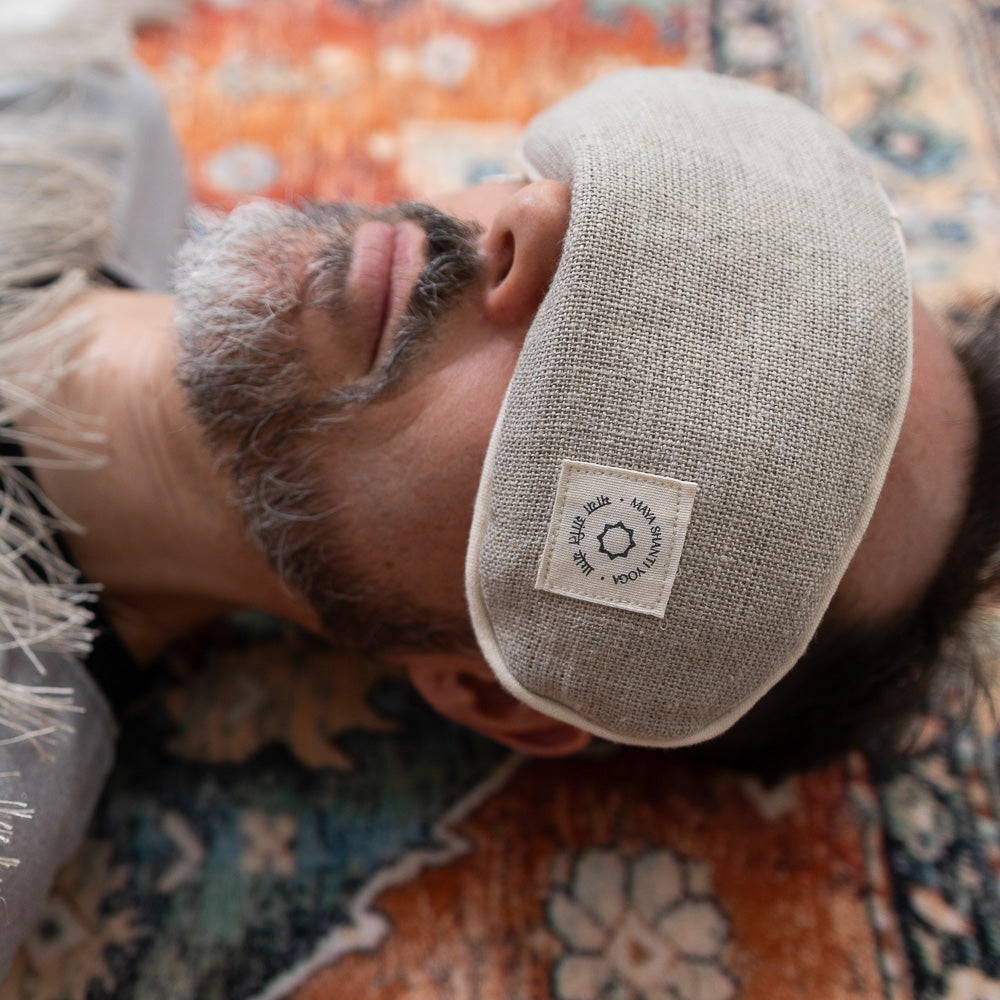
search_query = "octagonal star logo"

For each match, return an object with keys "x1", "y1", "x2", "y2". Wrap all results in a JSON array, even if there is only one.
[{"x1": 597, "y1": 522, "x2": 636, "y2": 560}]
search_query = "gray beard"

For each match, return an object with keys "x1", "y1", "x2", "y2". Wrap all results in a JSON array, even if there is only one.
[{"x1": 173, "y1": 198, "x2": 483, "y2": 652}]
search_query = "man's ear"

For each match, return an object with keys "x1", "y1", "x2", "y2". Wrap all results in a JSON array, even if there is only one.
[{"x1": 403, "y1": 652, "x2": 591, "y2": 757}]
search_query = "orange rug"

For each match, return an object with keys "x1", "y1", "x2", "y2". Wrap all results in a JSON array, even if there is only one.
[{"x1": 3, "y1": 2, "x2": 998, "y2": 998}]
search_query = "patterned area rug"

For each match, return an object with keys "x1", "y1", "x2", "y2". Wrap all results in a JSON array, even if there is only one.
[{"x1": 3, "y1": 1, "x2": 999, "y2": 998}]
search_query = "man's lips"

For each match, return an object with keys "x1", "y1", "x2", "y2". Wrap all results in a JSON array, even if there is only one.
[{"x1": 348, "y1": 220, "x2": 425, "y2": 374}]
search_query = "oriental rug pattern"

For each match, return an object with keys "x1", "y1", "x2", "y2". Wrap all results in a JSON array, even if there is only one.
[{"x1": 3, "y1": 1, "x2": 999, "y2": 998}]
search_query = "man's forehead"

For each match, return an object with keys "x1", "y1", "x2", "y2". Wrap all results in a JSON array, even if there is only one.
[{"x1": 830, "y1": 302, "x2": 979, "y2": 628}]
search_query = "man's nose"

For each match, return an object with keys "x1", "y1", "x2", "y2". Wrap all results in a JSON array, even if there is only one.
[{"x1": 481, "y1": 179, "x2": 571, "y2": 329}]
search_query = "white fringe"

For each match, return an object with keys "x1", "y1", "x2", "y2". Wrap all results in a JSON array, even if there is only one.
[
  {"x1": 0, "y1": 1, "x2": 167, "y2": 882},
  {"x1": 0, "y1": 770, "x2": 32, "y2": 873},
  {"x1": 0, "y1": 86, "x2": 123, "y2": 763}
]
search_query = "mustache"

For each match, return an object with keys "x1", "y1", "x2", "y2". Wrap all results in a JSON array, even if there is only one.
[{"x1": 309, "y1": 202, "x2": 485, "y2": 408}]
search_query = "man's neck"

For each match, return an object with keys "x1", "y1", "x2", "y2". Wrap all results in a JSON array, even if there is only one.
[{"x1": 15, "y1": 287, "x2": 316, "y2": 661}]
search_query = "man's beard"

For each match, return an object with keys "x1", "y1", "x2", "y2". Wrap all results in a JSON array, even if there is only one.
[{"x1": 173, "y1": 199, "x2": 484, "y2": 652}]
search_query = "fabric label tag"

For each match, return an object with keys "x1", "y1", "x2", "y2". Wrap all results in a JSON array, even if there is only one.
[{"x1": 535, "y1": 460, "x2": 698, "y2": 617}]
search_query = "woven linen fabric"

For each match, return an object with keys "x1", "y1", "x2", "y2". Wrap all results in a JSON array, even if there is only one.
[{"x1": 466, "y1": 68, "x2": 912, "y2": 746}]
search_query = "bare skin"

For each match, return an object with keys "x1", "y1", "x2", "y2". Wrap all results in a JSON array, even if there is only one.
[
  {"x1": 19, "y1": 290, "x2": 313, "y2": 658},
  {"x1": 16, "y1": 180, "x2": 979, "y2": 755},
  {"x1": 829, "y1": 299, "x2": 978, "y2": 625}
]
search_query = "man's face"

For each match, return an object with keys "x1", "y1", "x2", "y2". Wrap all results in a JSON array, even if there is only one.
[
  {"x1": 176, "y1": 173, "x2": 978, "y2": 667},
  {"x1": 175, "y1": 179, "x2": 572, "y2": 648},
  {"x1": 174, "y1": 173, "x2": 981, "y2": 758}
]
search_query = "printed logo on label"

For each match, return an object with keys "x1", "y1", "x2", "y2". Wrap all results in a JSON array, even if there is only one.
[{"x1": 536, "y1": 461, "x2": 698, "y2": 617}]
